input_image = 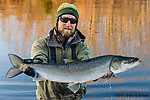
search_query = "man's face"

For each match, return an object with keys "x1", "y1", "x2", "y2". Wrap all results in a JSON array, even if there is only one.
[{"x1": 58, "y1": 14, "x2": 77, "y2": 38}]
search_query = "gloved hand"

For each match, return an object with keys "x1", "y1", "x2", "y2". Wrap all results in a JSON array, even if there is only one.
[
  {"x1": 93, "y1": 73, "x2": 117, "y2": 81},
  {"x1": 23, "y1": 58, "x2": 43, "y2": 77},
  {"x1": 24, "y1": 67, "x2": 35, "y2": 77},
  {"x1": 101, "y1": 73, "x2": 117, "y2": 79}
]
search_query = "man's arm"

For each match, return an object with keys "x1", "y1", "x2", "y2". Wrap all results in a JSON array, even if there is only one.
[
  {"x1": 76, "y1": 42, "x2": 92, "y2": 61},
  {"x1": 76, "y1": 42, "x2": 116, "y2": 80},
  {"x1": 23, "y1": 58, "x2": 43, "y2": 77},
  {"x1": 24, "y1": 38, "x2": 49, "y2": 77},
  {"x1": 31, "y1": 38, "x2": 49, "y2": 62}
]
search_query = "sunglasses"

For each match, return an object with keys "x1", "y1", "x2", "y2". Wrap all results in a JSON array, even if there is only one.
[{"x1": 59, "y1": 17, "x2": 78, "y2": 24}]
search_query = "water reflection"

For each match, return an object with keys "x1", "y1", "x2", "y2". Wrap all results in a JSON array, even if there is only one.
[
  {"x1": 0, "y1": 0, "x2": 149, "y2": 57},
  {"x1": 0, "y1": 0, "x2": 150, "y2": 99}
]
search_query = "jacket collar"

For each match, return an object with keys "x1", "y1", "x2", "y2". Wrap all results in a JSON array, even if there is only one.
[{"x1": 47, "y1": 28, "x2": 85, "y2": 48}]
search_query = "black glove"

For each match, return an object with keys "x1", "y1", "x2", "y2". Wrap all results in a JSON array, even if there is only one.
[
  {"x1": 23, "y1": 58, "x2": 43, "y2": 77},
  {"x1": 24, "y1": 67, "x2": 35, "y2": 77}
]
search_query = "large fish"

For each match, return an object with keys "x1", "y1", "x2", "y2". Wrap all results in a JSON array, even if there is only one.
[{"x1": 6, "y1": 54, "x2": 141, "y2": 93}]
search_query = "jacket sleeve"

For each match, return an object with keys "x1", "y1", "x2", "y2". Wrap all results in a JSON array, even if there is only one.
[
  {"x1": 31, "y1": 38, "x2": 49, "y2": 63},
  {"x1": 76, "y1": 42, "x2": 92, "y2": 61}
]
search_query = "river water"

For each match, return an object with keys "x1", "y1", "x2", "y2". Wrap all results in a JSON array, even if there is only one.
[{"x1": 0, "y1": 0, "x2": 150, "y2": 100}]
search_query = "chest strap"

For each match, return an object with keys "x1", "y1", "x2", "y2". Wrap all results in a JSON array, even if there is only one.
[
  {"x1": 50, "y1": 44, "x2": 76, "y2": 63},
  {"x1": 50, "y1": 47, "x2": 56, "y2": 63},
  {"x1": 70, "y1": 44, "x2": 76, "y2": 60}
]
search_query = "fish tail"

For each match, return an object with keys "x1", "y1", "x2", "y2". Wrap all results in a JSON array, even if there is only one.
[{"x1": 6, "y1": 54, "x2": 24, "y2": 78}]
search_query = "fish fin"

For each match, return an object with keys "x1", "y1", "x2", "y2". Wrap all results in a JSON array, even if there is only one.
[
  {"x1": 93, "y1": 78, "x2": 99, "y2": 81},
  {"x1": 68, "y1": 83, "x2": 80, "y2": 93},
  {"x1": 63, "y1": 59, "x2": 75, "y2": 64},
  {"x1": 6, "y1": 67, "x2": 23, "y2": 78},
  {"x1": 6, "y1": 54, "x2": 24, "y2": 78},
  {"x1": 33, "y1": 77, "x2": 45, "y2": 81},
  {"x1": 8, "y1": 54, "x2": 24, "y2": 67}
]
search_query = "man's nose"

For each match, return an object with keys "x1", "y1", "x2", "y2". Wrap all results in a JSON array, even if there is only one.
[{"x1": 66, "y1": 20, "x2": 71, "y2": 26}]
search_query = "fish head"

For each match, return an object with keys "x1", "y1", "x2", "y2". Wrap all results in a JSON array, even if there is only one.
[{"x1": 110, "y1": 56, "x2": 141, "y2": 74}]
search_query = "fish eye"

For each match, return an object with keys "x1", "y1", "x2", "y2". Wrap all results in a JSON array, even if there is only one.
[
  {"x1": 124, "y1": 59, "x2": 134, "y2": 64},
  {"x1": 129, "y1": 59, "x2": 134, "y2": 62}
]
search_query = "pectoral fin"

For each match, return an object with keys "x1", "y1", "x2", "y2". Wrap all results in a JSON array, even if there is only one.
[
  {"x1": 6, "y1": 67, "x2": 23, "y2": 78},
  {"x1": 68, "y1": 83, "x2": 80, "y2": 93},
  {"x1": 63, "y1": 59, "x2": 75, "y2": 64}
]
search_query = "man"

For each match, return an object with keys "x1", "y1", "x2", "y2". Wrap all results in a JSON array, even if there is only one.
[{"x1": 24, "y1": 3, "x2": 116, "y2": 100}]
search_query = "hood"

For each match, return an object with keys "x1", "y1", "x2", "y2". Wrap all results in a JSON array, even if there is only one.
[{"x1": 47, "y1": 28, "x2": 86, "y2": 48}]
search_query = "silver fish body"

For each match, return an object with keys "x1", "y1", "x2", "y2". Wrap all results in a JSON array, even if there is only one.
[
  {"x1": 6, "y1": 54, "x2": 141, "y2": 93},
  {"x1": 27, "y1": 55, "x2": 113, "y2": 83}
]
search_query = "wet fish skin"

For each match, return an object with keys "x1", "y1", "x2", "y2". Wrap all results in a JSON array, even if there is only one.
[
  {"x1": 6, "y1": 54, "x2": 141, "y2": 93},
  {"x1": 6, "y1": 54, "x2": 141, "y2": 82}
]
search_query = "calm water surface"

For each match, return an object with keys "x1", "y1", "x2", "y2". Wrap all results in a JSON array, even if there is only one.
[{"x1": 0, "y1": 0, "x2": 150, "y2": 100}]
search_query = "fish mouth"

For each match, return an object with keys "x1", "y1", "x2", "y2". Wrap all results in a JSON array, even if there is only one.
[
  {"x1": 136, "y1": 59, "x2": 142, "y2": 65},
  {"x1": 132, "y1": 57, "x2": 141, "y2": 63},
  {"x1": 139, "y1": 60, "x2": 142, "y2": 63},
  {"x1": 133, "y1": 59, "x2": 141, "y2": 67}
]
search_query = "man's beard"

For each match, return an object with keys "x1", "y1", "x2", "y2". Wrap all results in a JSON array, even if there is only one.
[{"x1": 61, "y1": 28, "x2": 75, "y2": 38}]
